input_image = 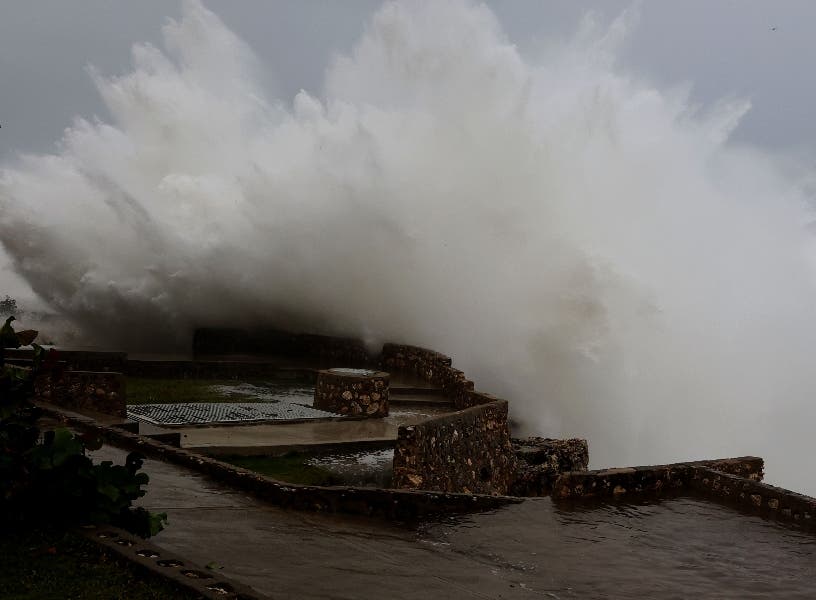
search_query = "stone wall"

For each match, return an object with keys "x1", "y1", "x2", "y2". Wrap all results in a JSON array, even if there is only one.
[
  {"x1": 511, "y1": 437, "x2": 589, "y2": 496},
  {"x1": 34, "y1": 370, "x2": 126, "y2": 418},
  {"x1": 690, "y1": 467, "x2": 815, "y2": 528},
  {"x1": 193, "y1": 328, "x2": 374, "y2": 365},
  {"x1": 126, "y1": 359, "x2": 316, "y2": 381},
  {"x1": 392, "y1": 400, "x2": 517, "y2": 495},
  {"x1": 5, "y1": 348, "x2": 127, "y2": 372},
  {"x1": 381, "y1": 343, "x2": 480, "y2": 408},
  {"x1": 314, "y1": 369, "x2": 389, "y2": 417},
  {"x1": 551, "y1": 457, "x2": 764, "y2": 500},
  {"x1": 39, "y1": 403, "x2": 520, "y2": 520}
]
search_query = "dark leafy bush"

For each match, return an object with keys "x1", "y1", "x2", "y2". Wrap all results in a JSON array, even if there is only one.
[{"x1": 0, "y1": 316, "x2": 165, "y2": 537}]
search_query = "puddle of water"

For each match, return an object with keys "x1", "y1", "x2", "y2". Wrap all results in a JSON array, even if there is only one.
[
  {"x1": 307, "y1": 448, "x2": 394, "y2": 488},
  {"x1": 328, "y1": 368, "x2": 378, "y2": 376},
  {"x1": 208, "y1": 382, "x2": 314, "y2": 404},
  {"x1": 418, "y1": 496, "x2": 816, "y2": 598}
]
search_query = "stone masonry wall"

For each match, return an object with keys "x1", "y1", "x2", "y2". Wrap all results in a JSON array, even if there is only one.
[
  {"x1": 194, "y1": 328, "x2": 373, "y2": 365},
  {"x1": 690, "y1": 466, "x2": 815, "y2": 528},
  {"x1": 34, "y1": 370, "x2": 126, "y2": 418},
  {"x1": 552, "y1": 457, "x2": 764, "y2": 500},
  {"x1": 392, "y1": 400, "x2": 517, "y2": 495},
  {"x1": 41, "y1": 404, "x2": 520, "y2": 520},
  {"x1": 5, "y1": 348, "x2": 127, "y2": 372},
  {"x1": 381, "y1": 343, "x2": 482, "y2": 408},
  {"x1": 511, "y1": 437, "x2": 589, "y2": 496},
  {"x1": 314, "y1": 370, "x2": 389, "y2": 417}
]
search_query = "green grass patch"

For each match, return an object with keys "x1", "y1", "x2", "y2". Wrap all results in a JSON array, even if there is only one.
[
  {"x1": 125, "y1": 378, "x2": 259, "y2": 405},
  {"x1": 0, "y1": 527, "x2": 200, "y2": 600},
  {"x1": 223, "y1": 452, "x2": 344, "y2": 486}
]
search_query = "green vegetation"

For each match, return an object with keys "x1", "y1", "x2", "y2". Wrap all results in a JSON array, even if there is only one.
[
  {"x1": 0, "y1": 527, "x2": 199, "y2": 600},
  {"x1": 1, "y1": 316, "x2": 165, "y2": 538},
  {"x1": 224, "y1": 452, "x2": 343, "y2": 486},
  {"x1": 126, "y1": 377, "x2": 261, "y2": 404}
]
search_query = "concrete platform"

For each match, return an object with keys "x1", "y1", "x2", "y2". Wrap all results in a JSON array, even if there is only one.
[
  {"x1": 134, "y1": 405, "x2": 451, "y2": 456},
  {"x1": 181, "y1": 407, "x2": 449, "y2": 455}
]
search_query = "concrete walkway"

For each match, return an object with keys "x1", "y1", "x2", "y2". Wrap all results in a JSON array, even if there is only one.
[
  {"x1": 89, "y1": 445, "x2": 816, "y2": 599},
  {"x1": 90, "y1": 446, "x2": 526, "y2": 600}
]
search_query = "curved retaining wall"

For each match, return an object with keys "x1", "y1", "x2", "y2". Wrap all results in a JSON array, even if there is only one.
[
  {"x1": 381, "y1": 343, "x2": 484, "y2": 408},
  {"x1": 382, "y1": 343, "x2": 522, "y2": 494}
]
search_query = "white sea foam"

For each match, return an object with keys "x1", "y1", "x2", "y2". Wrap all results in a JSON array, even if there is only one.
[{"x1": 2, "y1": 1, "x2": 816, "y2": 492}]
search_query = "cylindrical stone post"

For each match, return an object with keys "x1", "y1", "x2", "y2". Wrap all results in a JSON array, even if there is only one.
[{"x1": 314, "y1": 368, "x2": 389, "y2": 417}]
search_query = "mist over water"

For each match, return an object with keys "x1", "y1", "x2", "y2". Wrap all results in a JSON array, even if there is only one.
[{"x1": 2, "y1": 1, "x2": 816, "y2": 493}]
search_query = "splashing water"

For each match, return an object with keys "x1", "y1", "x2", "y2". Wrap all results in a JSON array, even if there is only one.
[{"x1": 2, "y1": 1, "x2": 816, "y2": 493}]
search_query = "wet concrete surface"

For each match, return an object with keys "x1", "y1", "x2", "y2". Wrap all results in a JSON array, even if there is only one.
[
  {"x1": 150, "y1": 405, "x2": 450, "y2": 455},
  {"x1": 126, "y1": 375, "x2": 450, "y2": 454},
  {"x1": 91, "y1": 445, "x2": 816, "y2": 599}
]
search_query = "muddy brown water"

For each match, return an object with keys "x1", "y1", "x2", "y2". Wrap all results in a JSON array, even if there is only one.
[
  {"x1": 421, "y1": 498, "x2": 816, "y2": 599},
  {"x1": 87, "y1": 446, "x2": 816, "y2": 599}
]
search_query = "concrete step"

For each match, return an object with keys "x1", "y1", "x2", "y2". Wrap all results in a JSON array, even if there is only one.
[
  {"x1": 390, "y1": 384, "x2": 445, "y2": 396},
  {"x1": 389, "y1": 394, "x2": 453, "y2": 407}
]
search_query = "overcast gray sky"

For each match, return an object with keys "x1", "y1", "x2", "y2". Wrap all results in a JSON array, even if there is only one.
[{"x1": 1, "y1": 0, "x2": 815, "y2": 163}]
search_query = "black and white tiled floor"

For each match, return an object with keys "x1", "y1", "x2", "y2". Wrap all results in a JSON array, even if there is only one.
[{"x1": 127, "y1": 401, "x2": 338, "y2": 426}]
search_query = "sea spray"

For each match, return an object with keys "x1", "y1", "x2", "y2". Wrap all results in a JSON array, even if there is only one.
[{"x1": 2, "y1": 0, "x2": 816, "y2": 493}]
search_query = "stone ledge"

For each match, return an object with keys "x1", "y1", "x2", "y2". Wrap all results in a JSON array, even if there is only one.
[
  {"x1": 552, "y1": 457, "x2": 764, "y2": 500},
  {"x1": 690, "y1": 467, "x2": 816, "y2": 528},
  {"x1": 80, "y1": 525, "x2": 266, "y2": 600},
  {"x1": 5, "y1": 348, "x2": 127, "y2": 372},
  {"x1": 37, "y1": 403, "x2": 521, "y2": 520},
  {"x1": 126, "y1": 360, "x2": 318, "y2": 380},
  {"x1": 511, "y1": 438, "x2": 589, "y2": 496},
  {"x1": 34, "y1": 370, "x2": 126, "y2": 418},
  {"x1": 193, "y1": 328, "x2": 374, "y2": 365}
]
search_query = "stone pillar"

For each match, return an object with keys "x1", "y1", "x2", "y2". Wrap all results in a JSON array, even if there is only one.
[{"x1": 314, "y1": 368, "x2": 389, "y2": 417}]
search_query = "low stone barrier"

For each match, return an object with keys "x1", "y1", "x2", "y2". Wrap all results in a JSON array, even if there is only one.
[
  {"x1": 381, "y1": 343, "x2": 452, "y2": 380},
  {"x1": 82, "y1": 525, "x2": 266, "y2": 599},
  {"x1": 314, "y1": 369, "x2": 389, "y2": 417},
  {"x1": 511, "y1": 438, "x2": 589, "y2": 496},
  {"x1": 690, "y1": 467, "x2": 816, "y2": 528},
  {"x1": 381, "y1": 343, "x2": 478, "y2": 408},
  {"x1": 38, "y1": 403, "x2": 521, "y2": 520},
  {"x1": 551, "y1": 457, "x2": 764, "y2": 500},
  {"x1": 392, "y1": 400, "x2": 517, "y2": 495},
  {"x1": 5, "y1": 348, "x2": 127, "y2": 372},
  {"x1": 34, "y1": 370, "x2": 126, "y2": 418},
  {"x1": 193, "y1": 328, "x2": 374, "y2": 365},
  {"x1": 126, "y1": 359, "x2": 316, "y2": 381}
]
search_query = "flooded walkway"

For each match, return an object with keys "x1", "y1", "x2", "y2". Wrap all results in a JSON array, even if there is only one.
[{"x1": 92, "y1": 446, "x2": 816, "y2": 599}]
